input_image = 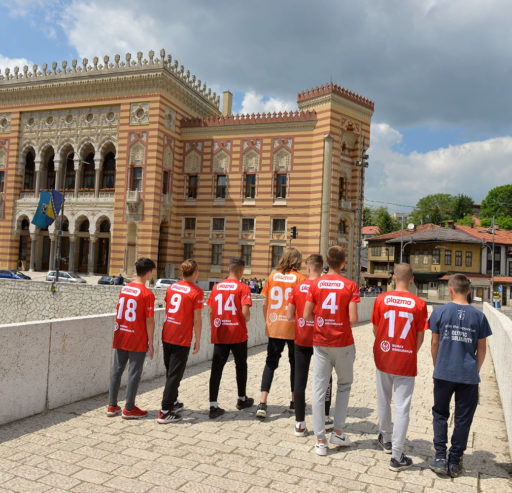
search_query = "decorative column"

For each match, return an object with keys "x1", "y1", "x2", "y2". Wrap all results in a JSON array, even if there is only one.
[
  {"x1": 29, "y1": 233, "x2": 38, "y2": 271},
  {"x1": 34, "y1": 159, "x2": 42, "y2": 196},
  {"x1": 54, "y1": 159, "x2": 62, "y2": 191},
  {"x1": 68, "y1": 234, "x2": 76, "y2": 272},
  {"x1": 74, "y1": 158, "x2": 81, "y2": 198},
  {"x1": 94, "y1": 157, "x2": 101, "y2": 198},
  {"x1": 500, "y1": 246, "x2": 506, "y2": 276},
  {"x1": 49, "y1": 235, "x2": 56, "y2": 271},
  {"x1": 320, "y1": 134, "x2": 334, "y2": 260},
  {"x1": 88, "y1": 235, "x2": 97, "y2": 274}
]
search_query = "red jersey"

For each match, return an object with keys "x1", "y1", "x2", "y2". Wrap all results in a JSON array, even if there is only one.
[
  {"x1": 371, "y1": 290, "x2": 428, "y2": 377},
  {"x1": 162, "y1": 280, "x2": 204, "y2": 347},
  {"x1": 207, "y1": 279, "x2": 252, "y2": 344},
  {"x1": 306, "y1": 274, "x2": 360, "y2": 348},
  {"x1": 113, "y1": 282, "x2": 155, "y2": 352},
  {"x1": 288, "y1": 279, "x2": 315, "y2": 347}
]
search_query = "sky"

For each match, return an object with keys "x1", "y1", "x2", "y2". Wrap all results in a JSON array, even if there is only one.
[{"x1": 1, "y1": 0, "x2": 510, "y2": 212}]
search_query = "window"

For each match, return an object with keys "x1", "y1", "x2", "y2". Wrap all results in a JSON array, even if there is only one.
[
  {"x1": 184, "y1": 217, "x2": 196, "y2": 231},
  {"x1": 338, "y1": 220, "x2": 346, "y2": 235},
  {"x1": 487, "y1": 245, "x2": 501, "y2": 274},
  {"x1": 215, "y1": 174, "x2": 227, "y2": 198},
  {"x1": 212, "y1": 218, "x2": 225, "y2": 231},
  {"x1": 46, "y1": 156, "x2": 55, "y2": 189},
  {"x1": 414, "y1": 250, "x2": 419, "y2": 264},
  {"x1": 64, "y1": 155, "x2": 75, "y2": 190},
  {"x1": 271, "y1": 245, "x2": 284, "y2": 268},
  {"x1": 184, "y1": 243, "x2": 194, "y2": 260},
  {"x1": 465, "y1": 251, "x2": 472, "y2": 267},
  {"x1": 162, "y1": 170, "x2": 170, "y2": 194},
  {"x1": 82, "y1": 154, "x2": 95, "y2": 189},
  {"x1": 272, "y1": 218, "x2": 286, "y2": 233},
  {"x1": 423, "y1": 250, "x2": 429, "y2": 265},
  {"x1": 371, "y1": 246, "x2": 382, "y2": 256},
  {"x1": 444, "y1": 249, "x2": 452, "y2": 265},
  {"x1": 244, "y1": 173, "x2": 256, "y2": 198},
  {"x1": 455, "y1": 250, "x2": 462, "y2": 266},
  {"x1": 275, "y1": 173, "x2": 287, "y2": 199},
  {"x1": 102, "y1": 152, "x2": 116, "y2": 189},
  {"x1": 24, "y1": 153, "x2": 35, "y2": 190},
  {"x1": 187, "y1": 175, "x2": 198, "y2": 199},
  {"x1": 241, "y1": 245, "x2": 252, "y2": 267},
  {"x1": 432, "y1": 249, "x2": 440, "y2": 265},
  {"x1": 131, "y1": 167, "x2": 143, "y2": 191},
  {"x1": 339, "y1": 177, "x2": 345, "y2": 200},
  {"x1": 0, "y1": 171, "x2": 4, "y2": 193},
  {"x1": 242, "y1": 218, "x2": 254, "y2": 233},
  {"x1": 211, "y1": 244, "x2": 222, "y2": 265}
]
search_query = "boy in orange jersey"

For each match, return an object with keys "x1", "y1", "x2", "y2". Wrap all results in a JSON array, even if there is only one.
[
  {"x1": 107, "y1": 257, "x2": 156, "y2": 419},
  {"x1": 287, "y1": 254, "x2": 333, "y2": 436},
  {"x1": 371, "y1": 263, "x2": 428, "y2": 471},
  {"x1": 304, "y1": 246, "x2": 360, "y2": 455},
  {"x1": 256, "y1": 248, "x2": 306, "y2": 419},
  {"x1": 157, "y1": 259, "x2": 204, "y2": 424},
  {"x1": 207, "y1": 257, "x2": 254, "y2": 418}
]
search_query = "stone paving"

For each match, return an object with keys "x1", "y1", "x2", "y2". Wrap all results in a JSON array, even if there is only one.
[{"x1": 0, "y1": 323, "x2": 510, "y2": 492}]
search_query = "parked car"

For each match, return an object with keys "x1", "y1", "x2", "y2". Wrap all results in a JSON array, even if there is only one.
[
  {"x1": 46, "y1": 271, "x2": 86, "y2": 283},
  {"x1": 0, "y1": 270, "x2": 31, "y2": 280},
  {"x1": 154, "y1": 278, "x2": 178, "y2": 289},
  {"x1": 98, "y1": 275, "x2": 115, "y2": 285}
]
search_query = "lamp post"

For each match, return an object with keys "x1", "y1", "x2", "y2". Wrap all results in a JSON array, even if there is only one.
[{"x1": 355, "y1": 137, "x2": 369, "y2": 287}]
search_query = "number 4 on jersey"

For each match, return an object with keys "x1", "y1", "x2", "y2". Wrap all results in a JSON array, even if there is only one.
[
  {"x1": 321, "y1": 292, "x2": 338, "y2": 314},
  {"x1": 384, "y1": 310, "x2": 413, "y2": 339}
]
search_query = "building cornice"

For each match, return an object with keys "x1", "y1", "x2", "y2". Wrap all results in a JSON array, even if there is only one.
[{"x1": 298, "y1": 92, "x2": 374, "y2": 121}]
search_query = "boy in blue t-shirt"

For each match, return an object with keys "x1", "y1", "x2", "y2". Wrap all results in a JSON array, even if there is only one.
[{"x1": 428, "y1": 274, "x2": 492, "y2": 478}]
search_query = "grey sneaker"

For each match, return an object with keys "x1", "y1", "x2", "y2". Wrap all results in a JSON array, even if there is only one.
[
  {"x1": 429, "y1": 458, "x2": 448, "y2": 475},
  {"x1": 315, "y1": 441, "x2": 328, "y2": 456},
  {"x1": 378, "y1": 433, "x2": 392, "y2": 454},
  {"x1": 329, "y1": 431, "x2": 351, "y2": 447},
  {"x1": 389, "y1": 454, "x2": 413, "y2": 472}
]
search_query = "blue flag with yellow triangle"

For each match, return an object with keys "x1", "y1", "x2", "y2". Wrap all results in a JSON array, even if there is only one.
[{"x1": 32, "y1": 189, "x2": 63, "y2": 229}]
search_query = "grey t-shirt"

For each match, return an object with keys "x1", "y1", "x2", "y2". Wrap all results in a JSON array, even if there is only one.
[{"x1": 429, "y1": 303, "x2": 492, "y2": 384}]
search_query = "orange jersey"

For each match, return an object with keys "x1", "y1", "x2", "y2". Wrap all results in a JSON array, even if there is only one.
[{"x1": 262, "y1": 270, "x2": 306, "y2": 340}]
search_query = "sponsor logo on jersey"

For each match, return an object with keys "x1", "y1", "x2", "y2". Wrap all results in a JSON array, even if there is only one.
[
  {"x1": 171, "y1": 283, "x2": 191, "y2": 294},
  {"x1": 300, "y1": 283, "x2": 310, "y2": 293},
  {"x1": 269, "y1": 312, "x2": 278, "y2": 323},
  {"x1": 121, "y1": 286, "x2": 141, "y2": 296},
  {"x1": 217, "y1": 282, "x2": 237, "y2": 291},
  {"x1": 298, "y1": 317, "x2": 306, "y2": 328},
  {"x1": 274, "y1": 273, "x2": 297, "y2": 283},
  {"x1": 317, "y1": 316, "x2": 325, "y2": 327},
  {"x1": 214, "y1": 318, "x2": 222, "y2": 328},
  {"x1": 318, "y1": 279, "x2": 344, "y2": 290},
  {"x1": 380, "y1": 340, "x2": 391, "y2": 352},
  {"x1": 114, "y1": 322, "x2": 119, "y2": 331},
  {"x1": 383, "y1": 295, "x2": 415, "y2": 308}
]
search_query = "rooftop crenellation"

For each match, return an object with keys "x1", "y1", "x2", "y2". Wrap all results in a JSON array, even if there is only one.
[
  {"x1": 298, "y1": 82, "x2": 374, "y2": 110},
  {"x1": 181, "y1": 110, "x2": 317, "y2": 127},
  {"x1": 0, "y1": 48, "x2": 220, "y2": 108}
]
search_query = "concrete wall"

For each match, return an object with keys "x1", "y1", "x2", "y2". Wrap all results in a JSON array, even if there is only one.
[
  {"x1": 0, "y1": 297, "x2": 375, "y2": 425},
  {"x1": 483, "y1": 302, "x2": 512, "y2": 459}
]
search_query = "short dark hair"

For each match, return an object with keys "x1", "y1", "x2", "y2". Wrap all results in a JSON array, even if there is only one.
[
  {"x1": 229, "y1": 257, "x2": 245, "y2": 272},
  {"x1": 306, "y1": 254, "x2": 323, "y2": 271},
  {"x1": 135, "y1": 257, "x2": 156, "y2": 277},
  {"x1": 449, "y1": 273, "x2": 471, "y2": 294},
  {"x1": 326, "y1": 246, "x2": 345, "y2": 269}
]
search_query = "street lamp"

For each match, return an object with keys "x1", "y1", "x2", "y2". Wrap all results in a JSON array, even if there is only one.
[{"x1": 355, "y1": 136, "x2": 369, "y2": 287}]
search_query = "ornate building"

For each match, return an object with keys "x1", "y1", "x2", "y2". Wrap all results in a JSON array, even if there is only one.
[{"x1": 0, "y1": 49, "x2": 373, "y2": 286}]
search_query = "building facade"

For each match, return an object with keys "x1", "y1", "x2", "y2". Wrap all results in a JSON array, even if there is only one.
[{"x1": 0, "y1": 49, "x2": 373, "y2": 286}]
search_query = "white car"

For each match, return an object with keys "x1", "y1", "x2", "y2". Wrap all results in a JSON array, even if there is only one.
[
  {"x1": 46, "y1": 271, "x2": 86, "y2": 283},
  {"x1": 154, "y1": 278, "x2": 178, "y2": 289}
]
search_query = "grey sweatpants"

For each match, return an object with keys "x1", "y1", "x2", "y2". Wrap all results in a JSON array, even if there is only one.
[
  {"x1": 312, "y1": 345, "x2": 355, "y2": 441},
  {"x1": 108, "y1": 349, "x2": 146, "y2": 410},
  {"x1": 376, "y1": 369, "x2": 415, "y2": 460}
]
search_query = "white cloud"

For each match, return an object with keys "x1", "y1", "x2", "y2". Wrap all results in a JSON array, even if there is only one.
[
  {"x1": 367, "y1": 123, "x2": 512, "y2": 211},
  {"x1": 0, "y1": 53, "x2": 33, "y2": 72},
  {"x1": 240, "y1": 91, "x2": 296, "y2": 115}
]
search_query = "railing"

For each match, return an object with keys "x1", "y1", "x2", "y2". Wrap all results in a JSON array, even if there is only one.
[
  {"x1": 19, "y1": 191, "x2": 36, "y2": 199},
  {"x1": 211, "y1": 230, "x2": 225, "y2": 240},
  {"x1": 126, "y1": 190, "x2": 141, "y2": 202},
  {"x1": 271, "y1": 231, "x2": 286, "y2": 241},
  {"x1": 339, "y1": 199, "x2": 352, "y2": 209},
  {"x1": 241, "y1": 231, "x2": 255, "y2": 240},
  {"x1": 183, "y1": 230, "x2": 196, "y2": 239}
]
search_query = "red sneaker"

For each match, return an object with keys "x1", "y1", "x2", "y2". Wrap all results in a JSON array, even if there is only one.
[
  {"x1": 122, "y1": 406, "x2": 147, "y2": 419},
  {"x1": 106, "y1": 405, "x2": 121, "y2": 417}
]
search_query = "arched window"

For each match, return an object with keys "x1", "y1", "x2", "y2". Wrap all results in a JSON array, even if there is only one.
[
  {"x1": 64, "y1": 153, "x2": 75, "y2": 190},
  {"x1": 23, "y1": 152, "x2": 35, "y2": 190},
  {"x1": 21, "y1": 218, "x2": 30, "y2": 230},
  {"x1": 62, "y1": 219, "x2": 69, "y2": 232},
  {"x1": 99, "y1": 219, "x2": 110, "y2": 233},
  {"x1": 102, "y1": 152, "x2": 116, "y2": 189},
  {"x1": 79, "y1": 219, "x2": 90, "y2": 232},
  {"x1": 82, "y1": 153, "x2": 95, "y2": 189},
  {"x1": 46, "y1": 153, "x2": 55, "y2": 189},
  {"x1": 338, "y1": 220, "x2": 347, "y2": 235}
]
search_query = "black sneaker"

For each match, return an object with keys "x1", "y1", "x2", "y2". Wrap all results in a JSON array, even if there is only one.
[
  {"x1": 172, "y1": 401, "x2": 184, "y2": 413},
  {"x1": 256, "y1": 402, "x2": 267, "y2": 418},
  {"x1": 448, "y1": 461, "x2": 463, "y2": 478},
  {"x1": 287, "y1": 401, "x2": 295, "y2": 413},
  {"x1": 378, "y1": 433, "x2": 392, "y2": 454},
  {"x1": 236, "y1": 397, "x2": 254, "y2": 410},
  {"x1": 209, "y1": 406, "x2": 225, "y2": 419},
  {"x1": 429, "y1": 458, "x2": 448, "y2": 475},
  {"x1": 389, "y1": 454, "x2": 413, "y2": 472}
]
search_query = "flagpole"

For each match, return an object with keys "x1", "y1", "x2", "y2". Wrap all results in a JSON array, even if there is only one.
[{"x1": 55, "y1": 166, "x2": 66, "y2": 283}]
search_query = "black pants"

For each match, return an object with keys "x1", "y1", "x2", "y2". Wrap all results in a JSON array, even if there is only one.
[
  {"x1": 260, "y1": 337, "x2": 295, "y2": 394},
  {"x1": 294, "y1": 344, "x2": 331, "y2": 422},
  {"x1": 432, "y1": 378, "x2": 479, "y2": 463},
  {"x1": 161, "y1": 343, "x2": 190, "y2": 411},
  {"x1": 209, "y1": 341, "x2": 248, "y2": 402}
]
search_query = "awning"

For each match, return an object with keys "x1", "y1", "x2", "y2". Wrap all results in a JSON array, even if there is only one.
[
  {"x1": 363, "y1": 273, "x2": 391, "y2": 279},
  {"x1": 412, "y1": 272, "x2": 442, "y2": 282}
]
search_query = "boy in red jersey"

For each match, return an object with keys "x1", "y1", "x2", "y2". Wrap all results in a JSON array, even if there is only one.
[
  {"x1": 371, "y1": 263, "x2": 428, "y2": 471},
  {"x1": 107, "y1": 257, "x2": 156, "y2": 419},
  {"x1": 287, "y1": 254, "x2": 333, "y2": 436},
  {"x1": 157, "y1": 259, "x2": 204, "y2": 424},
  {"x1": 304, "y1": 246, "x2": 359, "y2": 456},
  {"x1": 207, "y1": 257, "x2": 254, "y2": 418}
]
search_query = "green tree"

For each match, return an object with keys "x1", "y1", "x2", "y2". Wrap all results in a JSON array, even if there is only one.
[
  {"x1": 411, "y1": 194, "x2": 455, "y2": 225},
  {"x1": 373, "y1": 207, "x2": 401, "y2": 234},
  {"x1": 452, "y1": 194, "x2": 474, "y2": 220},
  {"x1": 480, "y1": 185, "x2": 512, "y2": 219},
  {"x1": 481, "y1": 216, "x2": 512, "y2": 230},
  {"x1": 363, "y1": 207, "x2": 374, "y2": 227}
]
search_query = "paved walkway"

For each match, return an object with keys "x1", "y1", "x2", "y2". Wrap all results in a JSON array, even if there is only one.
[{"x1": 0, "y1": 323, "x2": 510, "y2": 492}]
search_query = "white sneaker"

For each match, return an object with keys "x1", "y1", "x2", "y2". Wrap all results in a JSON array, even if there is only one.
[
  {"x1": 329, "y1": 431, "x2": 351, "y2": 447},
  {"x1": 324, "y1": 416, "x2": 334, "y2": 431},
  {"x1": 315, "y1": 441, "x2": 328, "y2": 456},
  {"x1": 294, "y1": 422, "x2": 308, "y2": 437}
]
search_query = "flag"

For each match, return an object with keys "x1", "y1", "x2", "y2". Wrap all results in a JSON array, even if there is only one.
[{"x1": 31, "y1": 189, "x2": 64, "y2": 229}]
